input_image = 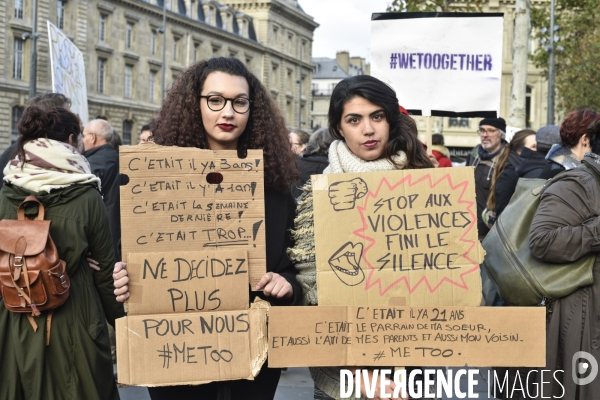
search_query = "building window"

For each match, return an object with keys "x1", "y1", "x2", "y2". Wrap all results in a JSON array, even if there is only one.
[
  {"x1": 125, "y1": 23, "x2": 133, "y2": 50},
  {"x1": 149, "y1": 70, "x2": 156, "y2": 103},
  {"x1": 178, "y1": 0, "x2": 186, "y2": 16},
  {"x1": 151, "y1": 30, "x2": 157, "y2": 56},
  {"x1": 99, "y1": 14, "x2": 107, "y2": 42},
  {"x1": 173, "y1": 37, "x2": 179, "y2": 62},
  {"x1": 193, "y1": 43, "x2": 199, "y2": 62},
  {"x1": 11, "y1": 106, "x2": 24, "y2": 144},
  {"x1": 97, "y1": 58, "x2": 106, "y2": 94},
  {"x1": 124, "y1": 65, "x2": 133, "y2": 99},
  {"x1": 448, "y1": 118, "x2": 470, "y2": 128},
  {"x1": 57, "y1": 0, "x2": 66, "y2": 30},
  {"x1": 13, "y1": 38, "x2": 24, "y2": 80},
  {"x1": 14, "y1": 0, "x2": 24, "y2": 19},
  {"x1": 272, "y1": 64, "x2": 279, "y2": 87},
  {"x1": 122, "y1": 120, "x2": 132, "y2": 145},
  {"x1": 212, "y1": 47, "x2": 219, "y2": 57}
]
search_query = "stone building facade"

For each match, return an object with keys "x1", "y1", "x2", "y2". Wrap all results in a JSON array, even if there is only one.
[
  {"x1": 310, "y1": 51, "x2": 369, "y2": 130},
  {"x1": 0, "y1": 0, "x2": 317, "y2": 150}
]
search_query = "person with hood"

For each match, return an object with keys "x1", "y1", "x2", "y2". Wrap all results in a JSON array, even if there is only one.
[
  {"x1": 540, "y1": 109, "x2": 600, "y2": 179},
  {"x1": 431, "y1": 133, "x2": 452, "y2": 167},
  {"x1": 485, "y1": 129, "x2": 537, "y2": 223},
  {"x1": 290, "y1": 127, "x2": 334, "y2": 199},
  {"x1": 465, "y1": 117, "x2": 507, "y2": 240},
  {"x1": 0, "y1": 105, "x2": 124, "y2": 400}
]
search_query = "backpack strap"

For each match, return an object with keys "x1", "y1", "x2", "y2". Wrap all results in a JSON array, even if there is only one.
[{"x1": 17, "y1": 196, "x2": 45, "y2": 221}]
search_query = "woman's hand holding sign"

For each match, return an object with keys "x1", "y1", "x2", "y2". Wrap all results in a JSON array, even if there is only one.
[
  {"x1": 113, "y1": 261, "x2": 130, "y2": 302},
  {"x1": 255, "y1": 272, "x2": 293, "y2": 299}
]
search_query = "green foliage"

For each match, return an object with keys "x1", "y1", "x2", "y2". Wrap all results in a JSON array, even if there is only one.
[
  {"x1": 386, "y1": 0, "x2": 482, "y2": 13},
  {"x1": 531, "y1": 0, "x2": 600, "y2": 111}
]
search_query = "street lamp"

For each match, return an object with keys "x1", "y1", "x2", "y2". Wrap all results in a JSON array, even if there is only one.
[
  {"x1": 23, "y1": 0, "x2": 40, "y2": 99},
  {"x1": 547, "y1": 0, "x2": 556, "y2": 125},
  {"x1": 157, "y1": 0, "x2": 168, "y2": 101}
]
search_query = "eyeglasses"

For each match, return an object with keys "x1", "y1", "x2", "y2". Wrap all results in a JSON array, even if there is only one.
[
  {"x1": 477, "y1": 128, "x2": 499, "y2": 136},
  {"x1": 200, "y1": 95, "x2": 252, "y2": 114}
]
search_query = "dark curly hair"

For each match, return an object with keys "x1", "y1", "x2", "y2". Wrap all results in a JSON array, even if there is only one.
[
  {"x1": 152, "y1": 57, "x2": 298, "y2": 192},
  {"x1": 16, "y1": 106, "x2": 81, "y2": 165},
  {"x1": 328, "y1": 75, "x2": 433, "y2": 169}
]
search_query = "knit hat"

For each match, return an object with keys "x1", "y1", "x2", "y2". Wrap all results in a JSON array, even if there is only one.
[
  {"x1": 536, "y1": 125, "x2": 561, "y2": 154},
  {"x1": 479, "y1": 117, "x2": 506, "y2": 132}
]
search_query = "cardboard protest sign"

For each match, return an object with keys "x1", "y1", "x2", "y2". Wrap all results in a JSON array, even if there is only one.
[
  {"x1": 117, "y1": 300, "x2": 269, "y2": 386},
  {"x1": 47, "y1": 21, "x2": 89, "y2": 124},
  {"x1": 268, "y1": 306, "x2": 545, "y2": 367},
  {"x1": 126, "y1": 251, "x2": 249, "y2": 315},
  {"x1": 313, "y1": 168, "x2": 484, "y2": 306},
  {"x1": 371, "y1": 13, "x2": 503, "y2": 117},
  {"x1": 120, "y1": 144, "x2": 266, "y2": 286}
]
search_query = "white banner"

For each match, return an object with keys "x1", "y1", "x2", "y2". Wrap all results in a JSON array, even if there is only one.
[
  {"x1": 47, "y1": 21, "x2": 89, "y2": 124},
  {"x1": 371, "y1": 13, "x2": 504, "y2": 117}
]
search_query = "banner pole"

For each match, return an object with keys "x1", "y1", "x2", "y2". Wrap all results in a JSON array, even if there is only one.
[{"x1": 426, "y1": 116, "x2": 433, "y2": 155}]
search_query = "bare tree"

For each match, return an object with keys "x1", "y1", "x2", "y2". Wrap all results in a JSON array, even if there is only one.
[{"x1": 508, "y1": 0, "x2": 531, "y2": 129}]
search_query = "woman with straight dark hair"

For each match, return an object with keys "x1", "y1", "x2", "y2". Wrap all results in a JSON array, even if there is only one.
[
  {"x1": 485, "y1": 129, "x2": 537, "y2": 223},
  {"x1": 112, "y1": 57, "x2": 302, "y2": 400},
  {"x1": 0, "y1": 106, "x2": 123, "y2": 400},
  {"x1": 289, "y1": 75, "x2": 433, "y2": 400}
]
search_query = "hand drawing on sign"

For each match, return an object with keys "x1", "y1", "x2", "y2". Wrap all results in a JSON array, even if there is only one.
[
  {"x1": 328, "y1": 242, "x2": 365, "y2": 286},
  {"x1": 328, "y1": 178, "x2": 368, "y2": 211}
]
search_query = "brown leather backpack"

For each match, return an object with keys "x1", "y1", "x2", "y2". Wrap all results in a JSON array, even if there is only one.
[{"x1": 0, "y1": 196, "x2": 70, "y2": 342}]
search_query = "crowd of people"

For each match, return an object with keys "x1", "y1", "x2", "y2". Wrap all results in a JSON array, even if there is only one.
[{"x1": 1, "y1": 56, "x2": 599, "y2": 400}]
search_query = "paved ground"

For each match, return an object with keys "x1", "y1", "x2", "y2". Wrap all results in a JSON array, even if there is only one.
[
  {"x1": 118, "y1": 367, "x2": 314, "y2": 400},
  {"x1": 118, "y1": 367, "x2": 498, "y2": 399}
]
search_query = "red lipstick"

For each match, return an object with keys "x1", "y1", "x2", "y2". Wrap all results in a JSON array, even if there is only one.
[{"x1": 217, "y1": 124, "x2": 235, "y2": 131}]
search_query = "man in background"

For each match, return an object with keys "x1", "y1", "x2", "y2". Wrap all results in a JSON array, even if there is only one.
[
  {"x1": 290, "y1": 129, "x2": 310, "y2": 155},
  {"x1": 82, "y1": 119, "x2": 121, "y2": 262}
]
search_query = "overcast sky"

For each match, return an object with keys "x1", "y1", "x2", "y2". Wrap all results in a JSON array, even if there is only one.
[{"x1": 299, "y1": 0, "x2": 393, "y2": 61}]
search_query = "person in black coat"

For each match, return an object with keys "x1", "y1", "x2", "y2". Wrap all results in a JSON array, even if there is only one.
[
  {"x1": 82, "y1": 119, "x2": 122, "y2": 262},
  {"x1": 290, "y1": 127, "x2": 333, "y2": 199},
  {"x1": 485, "y1": 129, "x2": 536, "y2": 225},
  {"x1": 112, "y1": 57, "x2": 302, "y2": 400}
]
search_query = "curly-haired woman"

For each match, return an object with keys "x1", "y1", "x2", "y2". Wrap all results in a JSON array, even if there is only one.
[
  {"x1": 112, "y1": 57, "x2": 302, "y2": 400},
  {"x1": 288, "y1": 75, "x2": 433, "y2": 400}
]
